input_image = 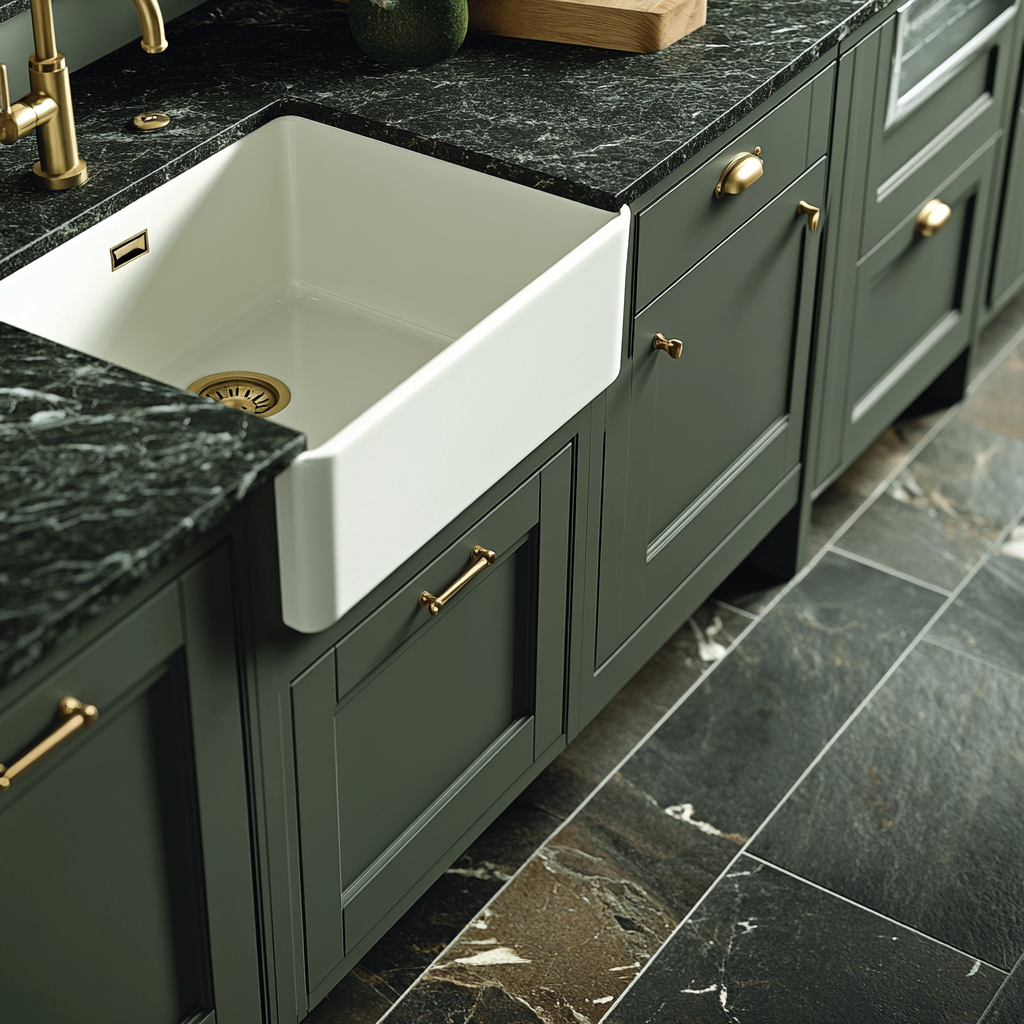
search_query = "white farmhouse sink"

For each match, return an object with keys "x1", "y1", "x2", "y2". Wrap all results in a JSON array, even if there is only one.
[{"x1": 0, "y1": 116, "x2": 629, "y2": 632}]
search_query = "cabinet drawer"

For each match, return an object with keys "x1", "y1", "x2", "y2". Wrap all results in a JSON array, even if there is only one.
[
  {"x1": 845, "y1": 137, "x2": 997, "y2": 461},
  {"x1": 292, "y1": 446, "x2": 573, "y2": 995},
  {"x1": 636, "y1": 66, "x2": 834, "y2": 309},
  {"x1": 861, "y1": 9, "x2": 1016, "y2": 252}
]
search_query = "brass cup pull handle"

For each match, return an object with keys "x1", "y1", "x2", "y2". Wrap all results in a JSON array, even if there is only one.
[
  {"x1": 419, "y1": 545, "x2": 497, "y2": 616},
  {"x1": 916, "y1": 199, "x2": 952, "y2": 237},
  {"x1": 797, "y1": 200, "x2": 821, "y2": 231},
  {"x1": 715, "y1": 147, "x2": 763, "y2": 198},
  {"x1": 0, "y1": 696, "x2": 99, "y2": 792},
  {"x1": 652, "y1": 333, "x2": 684, "y2": 358}
]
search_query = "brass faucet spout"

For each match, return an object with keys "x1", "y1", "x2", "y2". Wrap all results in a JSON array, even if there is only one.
[
  {"x1": 131, "y1": 0, "x2": 169, "y2": 53},
  {"x1": 0, "y1": 0, "x2": 167, "y2": 189},
  {"x1": 29, "y1": 0, "x2": 58, "y2": 60}
]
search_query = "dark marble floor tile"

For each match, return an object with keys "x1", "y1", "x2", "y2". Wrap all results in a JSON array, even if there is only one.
[
  {"x1": 387, "y1": 772, "x2": 738, "y2": 1024},
  {"x1": 622, "y1": 553, "x2": 944, "y2": 841},
  {"x1": 305, "y1": 801, "x2": 562, "y2": 1024},
  {"x1": 523, "y1": 602, "x2": 750, "y2": 820},
  {"x1": 309, "y1": 601, "x2": 747, "y2": 1022},
  {"x1": 980, "y1": 953, "x2": 1024, "y2": 1023},
  {"x1": 605, "y1": 856, "x2": 1005, "y2": 1024},
  {"x1": 927, "y1": 539, "x2": 1024, "y2": 678},
  {"x1": 835, "y1": 467, "x2": 999, "y2": 590},
  {"x1": 962, "y1": 341, "x2": 1024, "y2": 442},
  {"x1": 903, "y1": 419, "x2": 1024, "y2": 532},
  {"x1": 807, "y1": 411, "x2": 946, "y2": 556},
  {"x1": 753, "y1": 642, "x2": 1024, "y2": 970}
]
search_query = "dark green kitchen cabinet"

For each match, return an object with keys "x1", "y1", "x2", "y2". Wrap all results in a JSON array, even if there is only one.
[
  {"x1": 595, "y1": 161, "x2": 825, "y2": 673},
  {"x1": 254, "y1": 440, "x2": 579, "y2": 1015},
  {"x1": 813, "y1": 11, "x2": 1010, "y2": 490},
  {"x1": 0, "y1": 545, "x2": 261, "y2": 1024},
  {"x1": 844, "y1": 138, "x2": 998, "y2": 459}
]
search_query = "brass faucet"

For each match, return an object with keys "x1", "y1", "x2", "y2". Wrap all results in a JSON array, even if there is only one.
[{"x1": 0, "y1": 0, "x2": 167, "y2": 189}]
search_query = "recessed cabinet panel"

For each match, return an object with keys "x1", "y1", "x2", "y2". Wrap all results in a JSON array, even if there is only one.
[
  {"x1": 339, "y1": 555, "x2": 523, "y2": 885},
  {"x1": 845, "y1": 139, "x2": 997, "y2": 461},
  {"x1": 598, "y1": 162, "x2": 824, "y2": 663},
  {"x1": 0, "y1": 666, "x2": 208, "y2": 1024},
  {"x1": 292, "y1": 447, "x2": 574, "y2": 993}
]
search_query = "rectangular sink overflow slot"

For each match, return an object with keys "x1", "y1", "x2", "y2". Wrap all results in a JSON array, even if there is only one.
[{"x1": 110, "y1": 229, "x2": 150, "y2": 271}]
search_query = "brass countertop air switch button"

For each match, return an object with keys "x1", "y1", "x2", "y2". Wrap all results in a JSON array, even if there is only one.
[
  {"x1": 0, "y1": 696, "x2": 99, "y2": 792},
  {"x1": 420, "y1": 545, "x2": 497, "y2": 615},
  {"x1": 653, "y1": 333, "x2": 683, "y2": 358},
  {"x1": 715, "y1": 147, "x2": 763, "y2": 198},
  {"x1": 797, "y1": 200, "x2": 821, "y2": 231},
  {"x1": 133, "y1": 111, "x2": 170, "y2": 131},
  {"x1": 0, "y1": 0, "x2": 167, "y2": 188},
  {"x1": 916, "y1": 199, "x2": 952, "y2": 237}
]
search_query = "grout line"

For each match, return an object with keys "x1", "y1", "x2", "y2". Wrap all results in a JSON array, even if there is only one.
[
  {"x1": 741, "y1": 852, "x2": 1010, "y2": 975},
  {"x1": 714, "y1": 599, "x2": 759, "y2": 621},
  {"x1": 967, "y1": 315, "x2": 1024, "y2": 395},
  {"x1": 919, "y1": 634, "x2": 1024, "y2": 682},
  {"x1": 602, "y1": 507, "x2": 1024, "y2": 1021},
  {"x1": 831, "y1": 545, "x2": 954, "y2": 596}
]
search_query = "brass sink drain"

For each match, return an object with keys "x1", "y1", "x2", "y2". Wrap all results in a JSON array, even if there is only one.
[{"x1": 188, "y1": 371, "x2": 291, "y2": 417}]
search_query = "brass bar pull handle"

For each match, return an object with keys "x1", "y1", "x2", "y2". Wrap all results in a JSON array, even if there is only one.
[
  {"x1": 916, "y1": 199, "x2": 951, "y2": 237},
  {"x1": 652, "y1": 333, "x2": 683, "y2": 358},
  {"x1": 420, "y1": 545, "x2": 497, "y2": 616},
  {"x1": 715, "y1": 147, "x2": 763, "y2": 198},
  {"x1": 797, "y1": 200, "x2": 821, "y2": 231},
  {"x1": 0, "y1": 696, "x2": 98, "y2": 792}
]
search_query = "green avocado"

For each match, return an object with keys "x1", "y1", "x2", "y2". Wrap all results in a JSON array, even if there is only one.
[{"x1": 348, "y1": 0, "x2": 469, "y2": 67}]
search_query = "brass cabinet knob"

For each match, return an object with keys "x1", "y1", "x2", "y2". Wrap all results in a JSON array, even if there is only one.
[
  {"x1": 715, "y1": 147, "x2": 763, "y2": 198},
  {"x1": 652, "y1": 333, "x2": 683, "y2": 358},
  {"x1": 916, "y1": 199, "x2": 952, "y2": 237},
  {"x1": 797, "y1": 200, "x2": 821, "y2": 231}
]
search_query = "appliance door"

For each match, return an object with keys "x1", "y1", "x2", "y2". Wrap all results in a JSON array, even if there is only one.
[{"x1": 888, "y1": 0, "x2": 1018, "y2": 124}]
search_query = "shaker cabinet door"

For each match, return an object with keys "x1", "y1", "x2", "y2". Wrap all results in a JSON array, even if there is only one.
[
  {"x1": 0, "y1": 548, "x2": 260, "y2": 1024},
  {"x1": 292, "y1": 445, "x2": 574, "y2": 1000},
  {"x1": 843, "y1": 138, "x2": 997, "y2": 462},
  {"x1": 597, "y1": 161, "x2": 825, "y2": 664}
]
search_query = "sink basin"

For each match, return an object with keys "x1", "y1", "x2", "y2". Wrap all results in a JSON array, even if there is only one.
[{"x1": 0, "y1": 115, "x2": 629, "y2": 632}]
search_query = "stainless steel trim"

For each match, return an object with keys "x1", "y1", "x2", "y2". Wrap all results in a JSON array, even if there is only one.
[{"x1": 886, "y1": 0, "x2": 1017, "y2": 129}]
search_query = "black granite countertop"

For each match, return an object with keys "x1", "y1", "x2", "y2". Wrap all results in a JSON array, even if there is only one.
[
  {"x1": 0, "y1": 325, "x2": 305, "y2": 687},
  {"x1": 0, "y1": 0, "x2": 893, "y2": 688}
]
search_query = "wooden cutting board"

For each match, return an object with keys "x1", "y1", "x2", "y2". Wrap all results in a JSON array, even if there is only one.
[{"x1": 467, "y1": 0, "x2": 707, "y2": 54}]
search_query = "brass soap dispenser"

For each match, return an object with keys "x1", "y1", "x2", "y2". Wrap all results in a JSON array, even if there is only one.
[{"x1": 0, "y1": 0, "x2": 167, "y2": 189}]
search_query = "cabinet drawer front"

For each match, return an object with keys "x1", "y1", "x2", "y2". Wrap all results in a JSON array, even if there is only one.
[
  {"x1": 862, "y1": 12, "x2": 1014, "y2": 253},
  {"x1": 636, "y1": 67, "x2": 833, "y2": 309},
  {"x1": 845, "y1": 138, "x2": 997, "y2": 460},
  {"x1": 292, "y1": 447, "x2": 574, "y2": 989}
]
